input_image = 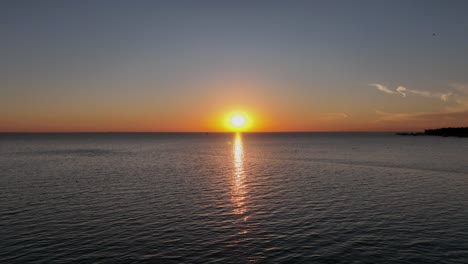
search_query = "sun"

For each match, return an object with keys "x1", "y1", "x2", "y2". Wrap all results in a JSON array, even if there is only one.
[
  {"x1": 230, "y1": 114, "x2": 246, "y2": 129},
  {"x1": 223, "y1": 111, "x2": 253, "y2": 131}
]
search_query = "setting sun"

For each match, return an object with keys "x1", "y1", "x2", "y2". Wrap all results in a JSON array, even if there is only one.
[
  {"x1": 231, "y1": 115, "x2": 246, "y2": 128},
  {"x1": 223, "y1": 112, "x2": 252, "y2": 131}
]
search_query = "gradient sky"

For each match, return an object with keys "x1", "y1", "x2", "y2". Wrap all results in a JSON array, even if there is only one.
[{"x1": 2, "y1": 0, "x2": 468, "y2": 132}]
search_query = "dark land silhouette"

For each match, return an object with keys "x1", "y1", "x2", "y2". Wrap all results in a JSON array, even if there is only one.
[{"x1": 397, "y1": 127, "x2": 468, "y2": 137}]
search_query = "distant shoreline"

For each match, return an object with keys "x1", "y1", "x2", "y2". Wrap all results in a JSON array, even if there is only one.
[{"x1": 396, "y1": 127, "x2": 468, "y2": 138}]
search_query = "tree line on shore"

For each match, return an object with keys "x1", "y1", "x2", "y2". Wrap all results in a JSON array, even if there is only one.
[{"x1": 397, "y1": 127, "x2": 468, "y2": 137}]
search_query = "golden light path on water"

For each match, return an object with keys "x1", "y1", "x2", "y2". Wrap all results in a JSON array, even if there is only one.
[{"x1": 232, "y1": 132, "x2": 247, "y2": 218}]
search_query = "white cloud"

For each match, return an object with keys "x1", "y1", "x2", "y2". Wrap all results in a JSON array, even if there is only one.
[
  {"x1": 396, "y1": 86, "x2": 407, "y2": 97},
  {"x1": 406, "y1": 89, "x2": 452, "y2": 101},
  {"x1": 441, "y1": 93, "x2": 452, "y2": 102},
  {"x1": 370, "y1": 83, "x2": 453, "y2": 102},
  {"x1": 369, "y1": 83, "x2": 395, "y2": 94},
  {"x1": 371, "y1": 82, "x2": 468, "y2": 127}
]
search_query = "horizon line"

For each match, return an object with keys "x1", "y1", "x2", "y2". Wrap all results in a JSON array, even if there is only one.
[{"x1": 0, "y1": 130, "x2": 422, "y2": 134}]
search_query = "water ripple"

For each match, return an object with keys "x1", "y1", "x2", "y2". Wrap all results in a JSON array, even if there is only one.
[{"x1": 0, "y1": 133, "x2": 467, "y2": 263}]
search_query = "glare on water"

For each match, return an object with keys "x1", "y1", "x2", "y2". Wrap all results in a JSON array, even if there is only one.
[{"x1": 231, "y1": 133, "x2": 247, "y2": 216}]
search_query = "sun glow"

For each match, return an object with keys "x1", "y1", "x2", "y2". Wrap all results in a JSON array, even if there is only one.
[
  {"x1": 231, "y1": 115, "x2": 246, "y2": 128},
  {"x1": 221, "y1": 110, "x2": 255, "y2": 132},
  {"x1": 227, "y1": 113, "x2": 250, "y2": 131}
]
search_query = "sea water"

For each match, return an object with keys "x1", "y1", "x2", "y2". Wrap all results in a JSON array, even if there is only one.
[{"x1": 1, "y1": 133, "x2": 467, "y2": 263}]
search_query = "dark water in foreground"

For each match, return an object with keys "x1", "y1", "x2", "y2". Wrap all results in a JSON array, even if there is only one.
[{"x1": 1, "y1": 133, "x2": 467, "y2": 263}]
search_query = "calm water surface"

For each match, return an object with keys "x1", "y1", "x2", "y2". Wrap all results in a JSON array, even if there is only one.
[{"x1": 0, "y1": 133, "x2": 467, "y2": 263}]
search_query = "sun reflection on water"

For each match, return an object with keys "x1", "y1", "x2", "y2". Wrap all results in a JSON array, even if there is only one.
[{"x1": 232, "y1": 132, "x2": 247, "y2": 216}]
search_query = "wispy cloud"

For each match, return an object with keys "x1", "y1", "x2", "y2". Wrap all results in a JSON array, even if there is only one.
[
  {"x1": 319, "y1": 113, "x2": 349, "y2": 120},
  {"x1": 396, "y1": 86, "x2": 407, "y2": 97},
  {"x1": 369, "y1": 83, "x2": 396, "y2": 94},
  {"x1": 375, "y1": 110, "x2": 428, "y2": 122},
  {"x1": 371, "y1": 82, "x2": 468, "y2": 128},
  {"x1": 375, "y1": 109, "x2": 468, "y2": 123},
  {"x1": 370, "y1": 83, "x2": 452, "y2": 102},
  {"x1": 408, "y1": 89, "x2": 452, "y2": 101},
  {"x1": 449, "y1": 83, "x2": 468, "y2": 96},
  {"x1": 441, "y1": 93, "x2": 452, "y2": 102}
]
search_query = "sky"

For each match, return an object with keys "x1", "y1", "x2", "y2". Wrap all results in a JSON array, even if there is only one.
[{"x1": 2, "y1": 0, "x2": 468, "y2": 132}]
